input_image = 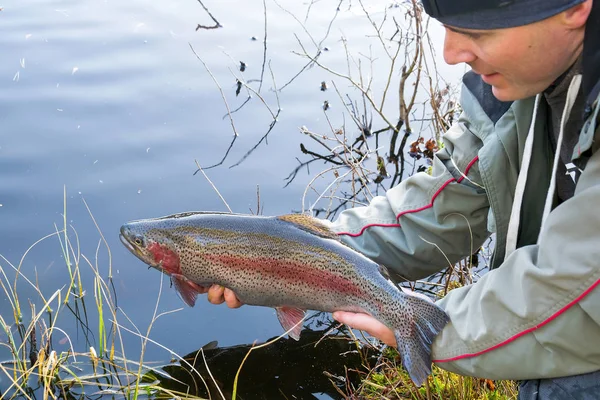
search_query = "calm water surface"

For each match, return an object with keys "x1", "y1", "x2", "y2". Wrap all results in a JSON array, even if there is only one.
[{"x1": 0, "y1": 0, "x2": 462, "y2": 397}]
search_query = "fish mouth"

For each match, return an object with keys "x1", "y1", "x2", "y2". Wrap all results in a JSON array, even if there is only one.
[
  {"x1": 119, "y1": 231, "x2": 157, "y2": 267},
  {"x1": 120, "y1": 233, "x2": 143, "y2": 258},
  {"x1": 119, "y1": 232, "x2": 137, "y2": 254}
]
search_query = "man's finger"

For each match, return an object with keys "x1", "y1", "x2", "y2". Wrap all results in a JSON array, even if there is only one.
[
  {"x1": 332, "y1": 311, "x2": 376, "y2": 330},
  {"x1": 207, "y1": 285, "x2": 226, "y2": 304},
  {"x1": 224, "y1": 288, "x2": 243, "y2": 308},
  {"x1": 333, "y1": 311, "x2": 397, "y2": 347}
]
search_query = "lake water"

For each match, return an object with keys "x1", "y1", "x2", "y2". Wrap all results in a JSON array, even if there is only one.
[{"x1": 0, "y1": 0, "x2": 464, "y2": 397}]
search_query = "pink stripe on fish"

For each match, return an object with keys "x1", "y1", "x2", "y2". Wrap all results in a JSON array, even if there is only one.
[{"x1": 202, "y1": 253, "x2": 365, "y2": 298}]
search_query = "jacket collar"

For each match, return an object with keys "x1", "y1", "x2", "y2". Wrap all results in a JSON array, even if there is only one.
[{"x1": 583, "y1": 0, "x2": 600, "y2": 110}]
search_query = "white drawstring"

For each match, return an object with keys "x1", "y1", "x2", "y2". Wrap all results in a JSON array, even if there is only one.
[
  {"x1": 505, "y1": 94, "x2": 541, "y2": 259},
  {"x1": 504, "y1": 74, "x2": 582, "y2": 260},
  {"x1": 540, "y1": 74, "x2": 582, "y2": 230}
]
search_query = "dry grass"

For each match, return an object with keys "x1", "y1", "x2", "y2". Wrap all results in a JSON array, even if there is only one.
[{"x1": 0, "y1": 189, "x2": 215, "y2": 399}]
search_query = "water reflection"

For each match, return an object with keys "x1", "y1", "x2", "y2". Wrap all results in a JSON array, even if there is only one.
[{"x1": 156, "y1": 315, "x2": 374, "y2": 400}]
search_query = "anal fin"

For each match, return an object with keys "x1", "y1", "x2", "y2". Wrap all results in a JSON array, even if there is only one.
[{"x1": 275, "y1": 306, "x2": 306, "y2": 340}]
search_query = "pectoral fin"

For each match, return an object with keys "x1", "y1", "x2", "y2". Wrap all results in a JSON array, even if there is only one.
[
  {"x1": 172, "y1": 274, "x2": 206, "y2": 307},
  {"x1": 275, "y1": 306, "x2": 306, "y2": 340}
]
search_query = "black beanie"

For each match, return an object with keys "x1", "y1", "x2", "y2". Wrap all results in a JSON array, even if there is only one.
[{"x1": 422, "y1": 0, "x2": 587, "y2": 29}]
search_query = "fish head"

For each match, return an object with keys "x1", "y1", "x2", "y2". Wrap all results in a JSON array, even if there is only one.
[{"x1": 120, "y1": 219, "x2": 182, "y2": 276}]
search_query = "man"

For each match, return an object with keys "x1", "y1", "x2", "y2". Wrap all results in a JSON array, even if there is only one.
[{"x1": 207, "y1": 0, "x2": 600, "y2": 398}]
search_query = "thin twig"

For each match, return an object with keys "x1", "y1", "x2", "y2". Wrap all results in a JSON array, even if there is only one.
[
  {"x1": 258, "y1": 0, "x2": 268, "y2": 93},
  {"x1": 195, "y1": 0, "x2": 222, "y2": 30},
  {"x1": 193, "y1": 160, "x2": 233, "y2": 213},
  {"x1": 229, "y1": 109, "x2": 281, "y2": 168}
]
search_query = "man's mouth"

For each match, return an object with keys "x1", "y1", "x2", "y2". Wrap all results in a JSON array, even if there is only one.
[{"x1": 480, "y1": 72, "x2": 500, "y2": 84}]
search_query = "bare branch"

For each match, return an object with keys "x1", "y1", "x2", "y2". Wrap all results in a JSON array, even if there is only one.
[
  {"x1": 258, "y1": 0, "x2": 268, "y2": 93},
  {"x1": 229, "y1": 109, "x2": 281, "y2": 168},
  {"x1": 193, "y1": 160, "x2": 233, "y2": 213},
  {"x1": 195, "y1": 0, "x2": 222, "y2": 30},
  {"x1": 189, "y1": 43, "x2": 239, "y2": 139}
]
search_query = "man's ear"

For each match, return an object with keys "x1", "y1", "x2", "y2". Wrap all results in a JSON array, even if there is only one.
[{"x1": 562, "y1": 0, "x2": 593, "y2": 29}]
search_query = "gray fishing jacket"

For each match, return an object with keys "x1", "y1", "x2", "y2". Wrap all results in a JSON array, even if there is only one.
[{"x1": 328, "y1": 4, "x2": 600, "y2": 380}]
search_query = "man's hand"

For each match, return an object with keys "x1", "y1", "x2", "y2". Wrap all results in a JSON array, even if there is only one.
[
  {"x1": 199, "y1": 285, "x2": 243, "y2": 308},
  {"x1": 333, "y1": 311, "x2": 397, "y2": 347}
]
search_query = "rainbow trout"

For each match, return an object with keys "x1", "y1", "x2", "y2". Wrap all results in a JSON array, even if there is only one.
[{"x1": 120, "y1": 212, "x2": 449, "y2": 385}]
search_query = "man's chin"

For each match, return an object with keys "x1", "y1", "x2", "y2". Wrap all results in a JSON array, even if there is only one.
[{"x1": 491, "y1": 86, "x2": 529, "y2": 102}]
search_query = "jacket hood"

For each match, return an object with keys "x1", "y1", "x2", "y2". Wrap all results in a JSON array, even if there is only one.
[{"x1": 583, "y1": 0, "x2": 600, "y2": 107}]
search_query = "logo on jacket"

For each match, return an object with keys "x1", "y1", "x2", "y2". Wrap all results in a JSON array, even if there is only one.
[{"x1": 565, "y1": 162, "x2": 583, "y2": 183}]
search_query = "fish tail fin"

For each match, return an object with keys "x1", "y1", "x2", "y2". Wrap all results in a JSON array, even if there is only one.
[{"x1": 394, "y1": 296, "x2": 450, "y2": 386}]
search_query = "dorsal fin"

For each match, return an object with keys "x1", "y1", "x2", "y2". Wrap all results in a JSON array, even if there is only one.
[{"x1": 276, "y1": 214, "x2": 339, "y2": 240}]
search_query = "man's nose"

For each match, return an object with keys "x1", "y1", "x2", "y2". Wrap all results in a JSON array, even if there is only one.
[{"x1": 443, "y1": 29, "x2": 477, "y2": 66}]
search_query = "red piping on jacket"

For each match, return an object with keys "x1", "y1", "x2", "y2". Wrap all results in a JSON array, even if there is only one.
[
  {"x1": 434, "y1": 277, "x2": 600, "y2": 363},
  {"x1": 337, "y1": 156, "x2": 480, "y2": 237}
]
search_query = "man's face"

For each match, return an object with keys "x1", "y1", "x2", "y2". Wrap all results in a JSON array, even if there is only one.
[{"x1": 443, "y1": 15, "x2": 583, "y2": 101}]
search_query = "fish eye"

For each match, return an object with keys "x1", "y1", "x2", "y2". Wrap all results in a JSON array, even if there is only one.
[{"x1": 133, "y1": 235, "x2": 144, "y2": 246}]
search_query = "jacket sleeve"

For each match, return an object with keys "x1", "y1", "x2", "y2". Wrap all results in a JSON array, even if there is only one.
[
  {"x1": 432, "y1": 142, "x2": 600, "y2": 380},
  {"x1": 328, "y1": 111, "x2": 491, "y2": 282}
]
